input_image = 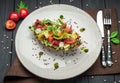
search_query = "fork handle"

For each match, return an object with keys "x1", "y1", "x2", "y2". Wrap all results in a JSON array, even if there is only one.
[
  {"x1": 101, "y1": 38, "x2": 107, "y2": 67},
  {"x1": 106, "y1": 29, "x2": 113, "y2": 66}
]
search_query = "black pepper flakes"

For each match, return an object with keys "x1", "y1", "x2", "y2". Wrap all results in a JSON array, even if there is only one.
[
  {"x1": 74, "y1": 21, "x2": 77, "y2": 24},
  {"x1": 44, "y1": 63, "x2": 49, "y2": 65},
  {"x1": 53, "y1": 58, "x2": 56, "y2": 61}
]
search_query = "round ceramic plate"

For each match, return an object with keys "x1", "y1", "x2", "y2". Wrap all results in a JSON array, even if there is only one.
[{"x1": 15, "y1": 4, "x2": 102, "y2": 80}]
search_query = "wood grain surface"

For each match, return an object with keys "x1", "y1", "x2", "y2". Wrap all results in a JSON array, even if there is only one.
[{"x1": 0, "y1": 0, "x2": 120, "y2": 83}]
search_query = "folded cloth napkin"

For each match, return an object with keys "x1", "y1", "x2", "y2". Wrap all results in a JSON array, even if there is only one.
[
  {"x1": 4, "y1": 9, "x2": 120, "y2": 83},
  {"x1": 84, "y1": 8, "x2": 120, "y2": 75},
  {"x1": 4, "y1": 58, "x2": 49, "y2": 83}
]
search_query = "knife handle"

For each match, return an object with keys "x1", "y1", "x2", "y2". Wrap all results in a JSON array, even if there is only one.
[
  {"x1": 101, "y1": 38, "x2": 107, "y2": 67},
  {"x1": 106, "y1": 30, "x2": 113, "y2": 66}
]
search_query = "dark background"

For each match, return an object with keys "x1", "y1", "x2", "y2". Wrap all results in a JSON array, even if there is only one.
[{"x1": 0, "y1": 0, "x2": 120, "y2": 83}]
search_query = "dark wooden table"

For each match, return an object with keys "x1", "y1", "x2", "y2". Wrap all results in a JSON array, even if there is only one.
[{"x1": 0, "y1": 0, "x2": 120, "y2": 83}]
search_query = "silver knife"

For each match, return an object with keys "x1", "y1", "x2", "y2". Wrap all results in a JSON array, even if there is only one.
[{"x1": 97, "y1": 10, "x2": 107, "y2": 67}]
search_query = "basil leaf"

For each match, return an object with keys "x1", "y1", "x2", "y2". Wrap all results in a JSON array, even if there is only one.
[
  {"x1": 111, "y1": 38, "x2": 120, "y2": 44},
  {"x1": 110, "y1": 31, "x2": 118, "y2": 38}
]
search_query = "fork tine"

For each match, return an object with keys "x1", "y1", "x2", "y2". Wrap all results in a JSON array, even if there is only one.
[{"x1": 104, "y1": 9, "x2": 112, "y2": 25}]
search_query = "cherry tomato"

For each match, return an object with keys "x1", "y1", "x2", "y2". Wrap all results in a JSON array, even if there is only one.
[
  {"x1": 35, "y1": 19, "x2": 41, "y2": 25},
  {"x1": 37, "y1": 25, "x2": 43, "y2": 28},
  {"x1": 62, "y1": 23, "x2": 67, "y2": 28},
  {"x1": 64, "y1": 25, "x2": 72, "y2": 33},
  {"x1": 20, "y1": 8, "x2": 29, "y2": 18},
  {"x1": 5, "y1": 20, "x2": 16, "y2": 30},
  {"x1": 36, "y1": 25, "x2": 47, "y2": 29},
  {"x1": 9, "y1": 12, "x2": 20, "y2": 22},
  {"x1": 64, "y1": 38, "x2": 76, "y2": 44},
  {"x1": 52, "y1": 40, "x2": 60, "y2": 46},
  {"x1": 48, "y1": 36, "x2": 54, "y2": 42}
]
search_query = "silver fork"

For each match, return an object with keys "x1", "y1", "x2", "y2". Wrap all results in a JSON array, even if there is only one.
[{"x1": 104, "y1": 9, "x2": 113, "y2": 67}]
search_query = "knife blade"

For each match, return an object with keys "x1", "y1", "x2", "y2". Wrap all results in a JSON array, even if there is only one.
[{"x1": 97, "y1": 10, "x2": 107, "y2": 67}]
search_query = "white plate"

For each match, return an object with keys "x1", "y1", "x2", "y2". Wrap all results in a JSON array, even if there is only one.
[{"x1": 15, "y1": 4, "x2": 102, "y2": 80}]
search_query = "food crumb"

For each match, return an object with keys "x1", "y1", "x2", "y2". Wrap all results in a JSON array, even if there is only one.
[
  {"x1": 4, "y1": 34, "x2": 6, "y2": 37},
  {"x1": 114, "y1": 81, "x2": 117, "y2": 83},
  {"x1": 74, "y1": 21, "x2": 77, "y2": 24},
  {"x1": 9, "y1": 51, "x2": 12, "y2": 54},
  {"x1": 1, "y1": 41, "x2": 3, "y2": 43},
  {"x1": 104, "y1": 79, "x2": 107, "y2": 82},
  {"x1": 35, "y1": 6, "x2": 37, "y2": 8},
  {"x1": 11, "y1": 39, "x2": 13, "y2": 41},
  {"x1": 43, "y1": 59, "x2": 47, "y2": 62},
  {"x1": 112, "y1": 51, "x2": 116, "y2": 54},
  {"x1": 6, "y1": 36, "x2": 9, "y2": 39},
  {"x1": 50, "y1": 0, "x2": 53, "y2": 4},
  {"x1": 6, "y1": 46, "x2": 9, "y2": 48},
  {"x1": 44, "y1": 63, "x2": 49, "y2": 65},
  {"x1": 70, "y1": 0, "x2": 74, "y2": 2},
  {"x1": 39, "y1": 2, "x2": 42, "y2": 4},
  {"x1": 53, "y1": 58, "x2": 56, "y2": 61},
  {"x1": 118, "y1": 80, "x2": 120, "y2": 82},
  {"x1": 6, "y1": 64, "x2": 9, "y2": 66},
  {"x1": 115, "y1": 60, "x2": 117, "y2": 63},
  {"x1": 86, "y1": 4, "x2": 89, "y2": 6},
  {"x1": 3, "y1": 47, "x2": 6, "y2": 49},
  {"x1": 118, "y1": 21, "x2": 120, "y2": 23},
  {"x1": 91, "y1": 76, "x2": 94, "y2": 78}
]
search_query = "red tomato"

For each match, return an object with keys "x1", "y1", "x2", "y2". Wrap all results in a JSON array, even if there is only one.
[
  {"x1": 62, "y1": 23, "x2": 67, "y2": 28},
  {"x1": 20, "y1": 8, "x2": 29, "y2": 18},
  {"x1": 64, "y1": 25, "x2": 72, "y2": 33},
  {"x1": 36, "y1": 25, "x2": 47, "y2": 29},
  {"x1": 9, "y1": 12, "x2": 19, "y2": 22},
  {"x1": 64, "y1": 38, "x2": 76, "y2": 44},
  {"x1": 35, "y1": 19, "x2": 41, "y2": 25},
  {"x1": 37, "y1": 25, "x2": 43, "y2": 28},
  {"x1": 48, "y1": 36, "x2": 54, "y2": 42},
  {"x1": 5, "y1": 20, "x2": 16, "y2": 30},
  {"x1": 52, "y1": 40, "x2": 60, "y2": 46}
]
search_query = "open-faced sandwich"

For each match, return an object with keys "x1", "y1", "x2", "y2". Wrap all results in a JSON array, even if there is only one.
[{"x1": 29, "y1": 15, "x2": 81, "y2": 50}]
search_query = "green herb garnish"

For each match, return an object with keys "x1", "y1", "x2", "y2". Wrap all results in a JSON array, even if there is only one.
[
  {"x1": 110, "y1": 30, "x2": 120, "y2": 45},
  {"x1": 60, "y1": 15, "x2": 64, "y2": 19},
  {"x1": 17, "y1": 1, "x2": 28, "y2": 12},
  {"x1": 38, "y1": 51, "x2": 44, "y2": 58},
  {"x1": 80, "y1": 28, "x2": 85, "y2": 32},
  {"x1": 54, "y1": 62, "x2": 59, "y2": 70},
  {"x1": 110, "y1": 31, "x2": 118, "y2": 38},
  {"x1": 29, "y1": 26, "x2": 34, "y2": 31},
  {"x1": 111, "y1": 38, "x2": 120, "y2": 44},
  {"x1": 80, "y1": 47, "x2": 89, "y2": 53},
  {"x1": 84, "y1": 49, "x2": 89, "y2": 53}
]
